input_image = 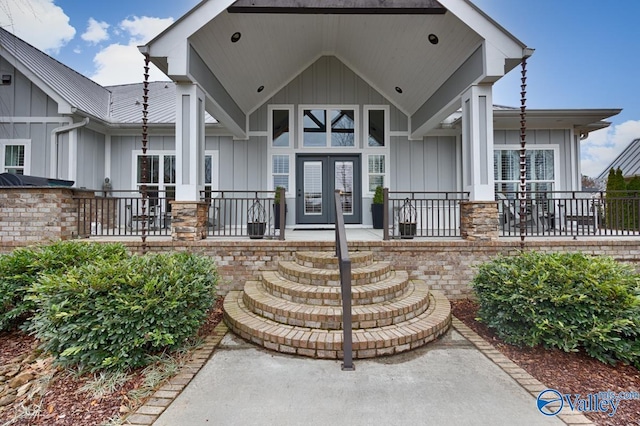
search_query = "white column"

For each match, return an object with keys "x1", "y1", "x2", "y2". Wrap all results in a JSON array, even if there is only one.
[
  {"x1": 175, "y1": 83, "x2": 206, "y2": 201},
  {"x1": 461, "y1": 84, "x2": 495, "y2": 201}
]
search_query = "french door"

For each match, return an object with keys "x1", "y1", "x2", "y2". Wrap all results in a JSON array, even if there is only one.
[{"x1": 296, "y1": 155, "x2": 361, "y2": 225}]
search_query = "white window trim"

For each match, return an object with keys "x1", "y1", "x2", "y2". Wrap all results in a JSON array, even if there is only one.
[
  {"x1": 362, "y1": 106, "x2": 391, "y2": 195},
  {"x1": 493, "y1": 144, "x2": 561, "y2": 190},
  {"x1": 0, "y1": 139, "x2": 31, "y2": 175},
  {"x1": 131, "y1": 149, "x2": 219, "y2": 193},
  {"x1": 298, "y1": 105, "x2": 360, "y2": 150},
  {"x1": 363, "y1": 105, "x2": 390, "y2": 149},
  {"x1": 270, "y1": 153, "x2": 292, "y2": 193},
  {"x1": 268, "y1": 105, "x2": 294, "y2": 149}
]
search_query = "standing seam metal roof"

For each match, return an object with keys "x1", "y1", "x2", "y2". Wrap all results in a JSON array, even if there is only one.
[{"x1": 597, "y1": 138, "x2": 640, "y2": 180}]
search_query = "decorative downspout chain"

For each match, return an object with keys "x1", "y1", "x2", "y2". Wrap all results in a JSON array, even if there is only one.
[
  {"x1": 518, "y1": 58, "x2": 528, "y2": 249},
  {"x1": 141, "y1": 54, "x2": 150, "y2": 254}
]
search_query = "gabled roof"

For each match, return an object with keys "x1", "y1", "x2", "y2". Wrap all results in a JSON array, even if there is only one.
[
  {"x1": 107, "y1": 82, "x2": 217, "y2": 125},
  {"x1": 597, "y1": 138, "x2": 640, "y2": 180},
  {"x1": 0, "y1": 27, "x2": 111, "y2": 120}
]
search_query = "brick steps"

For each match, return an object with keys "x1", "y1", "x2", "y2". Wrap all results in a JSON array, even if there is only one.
[
  {"x1": 243, "y1": 279, "x2": 429, "y2": 329},
  {"x1": 224, "y1": 289, "x2": 451, "y2": 359},
  {"x1": 223, "y1": 250, "x2": 451, "y2": 359},
  {"x1": 261, "y1": 270, "x2": 409, "y2": 306}
]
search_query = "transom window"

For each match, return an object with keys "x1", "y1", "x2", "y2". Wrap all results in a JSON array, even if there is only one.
[{"x1": 302, "y1": 108, "x2": 355, "y2": 147}]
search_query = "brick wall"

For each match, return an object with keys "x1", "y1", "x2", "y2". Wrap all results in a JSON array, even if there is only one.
[
  {"x1": 1, "y1": 235, "x2": 638, "y2": 299},
  {"x1": 0, "y1": 187, "x2": 93, "y2": 243}
]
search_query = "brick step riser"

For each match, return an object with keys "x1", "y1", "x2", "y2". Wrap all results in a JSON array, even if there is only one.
[
  {"x1": 278, "y1": 267, "x2": 392, "y2": 287},
  {"x1": 242, "y1": 283, "x2": 430, "y2": 330},
  {"x1": 260, "y1": 271, "x2": 410, "y2": 306},
  {"x1": 223, "y1": 291, "x2": 451, "y2": 359},
  {"x1": 294, "y1": 251, "x2": 374, "y2": 270}
]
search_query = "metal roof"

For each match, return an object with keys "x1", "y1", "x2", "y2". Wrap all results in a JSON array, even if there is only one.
[
  {"x1": 106, "y1": 82, "x2": 217, "y2": 124},
  {"x1": 0, "y1": 27, "x2": 111, "y2": 120},
  {"x1": 597, "y1": 138, "x2": 640, "y2": 180}
]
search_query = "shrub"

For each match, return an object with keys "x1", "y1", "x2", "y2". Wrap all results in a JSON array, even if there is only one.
[
  {"x1": 472, "y1": 251, "x2": 640, "y2": 368},
  {"x1": 0, "y1": 242, "x2": 129, "y2": 331},
  {"x1": 373, "y1": 185, "x2": 384, "y2": 205},
  {"x1": 27, "y1": 252, "x2": 217, "y2": 372}
]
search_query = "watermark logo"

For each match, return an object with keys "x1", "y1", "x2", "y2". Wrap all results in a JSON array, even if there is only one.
[
  {"x1": 537, "y1": 389, "x2": 640, "y2": 418},
  {"x1": 537, "y1": 389, "x2": 563, "y2": 416}
]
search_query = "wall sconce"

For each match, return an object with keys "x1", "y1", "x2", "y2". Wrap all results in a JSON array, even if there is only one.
[{"x1": 1, "y1": 75, "x2": 11, "y2": 85}]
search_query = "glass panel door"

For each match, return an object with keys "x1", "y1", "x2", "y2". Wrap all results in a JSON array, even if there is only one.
[{"x1": 304, "y1": 161, "x2": 323, "y2": 215}]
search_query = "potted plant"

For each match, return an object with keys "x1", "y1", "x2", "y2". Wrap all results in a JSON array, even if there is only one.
[
  {"x1": 371, "y1": 185, "x2": 384, "y2": 229},
  {"x1": 398, "y1": 197, "x2": 417, "y2": 239},
  {"x1": 273, "y1": 186, "x2": 287, "y2": 230},
  {"x1": 247, "y1": 198, "x2": 266, "y2": 239}
]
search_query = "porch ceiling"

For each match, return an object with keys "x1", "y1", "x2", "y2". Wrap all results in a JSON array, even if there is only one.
[{"x1": 189, "y1": 11, "x2": 482, "y2": 116}]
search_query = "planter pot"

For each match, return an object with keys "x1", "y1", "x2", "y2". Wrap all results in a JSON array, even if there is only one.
[
  {"x1": 398, "y1": 222, "x2": 416, "y2": 239},
  {"x1": 273, "y1": 204, "x2": 288, "y2": 230},
  {"x1": 247, "y1": 222, "x2": 266, "y2": 239},
  {"x1": 371, "y1": 203, "x2": 384, "y2": 229}
]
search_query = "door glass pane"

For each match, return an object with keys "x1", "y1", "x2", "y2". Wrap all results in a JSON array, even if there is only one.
[
  {"x1": 303, "y1": 110, "x2": 326, "y2": 147},
  {"x1": 137, "y1": 155, "x2": 159, "y2": 184},
  {"x1": 272, "y1": 109, "x2": 290, "y2": 147},
  {"x1": 331, "y1": 109, "x2": 355, "y2": 147},
  {"x1": 164, "y1": 155, "x2": 176, "y2": 184},
  {"x1": 205, "y1": 155, "x2": 212, "y2": 184},
  {"x1": 335, "y1": 161, "x2": 354, "y2": 215},
  {"x1": 304, "y1": 161, "x2": 323, "y2": 215},
  {"x1": 5, "y1": 145, "x2": 24, "y2": 167},
  {"x1": 368, "y1": 110, "x2": 385, "y2": 147}
]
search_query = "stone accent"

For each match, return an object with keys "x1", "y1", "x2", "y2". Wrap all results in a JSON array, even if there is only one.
[
  {"x1": 460, "y1": 201, "x2": 499, "y2": 241},
  {"x1": 170, "y1": 201, "x2": 208, "y2": 241},
  {"x1": 0, "y1": 187, "x2": 94, "y2": 243}
]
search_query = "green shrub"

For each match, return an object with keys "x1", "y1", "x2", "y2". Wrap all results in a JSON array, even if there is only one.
[
  {"x1": 472, "y1": 251, "x2": 640, "y2": 368},
  {"x1": 27, "y1": 252, "x2": 217, "y2": 372},
  {"x1": 0, "y1": 242, "x2": 128, "y2": 331},
  {"x1": 373, "y1": 185, "x2": 384, "y2": 205}
]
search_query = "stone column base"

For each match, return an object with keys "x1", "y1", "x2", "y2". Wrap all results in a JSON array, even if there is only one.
[
  {"x1": 460, "y1": 201, "x2": 499, "y2": 241},
  {"x1": 170, "y1": 201, "x2": 208, "y2": 241}
]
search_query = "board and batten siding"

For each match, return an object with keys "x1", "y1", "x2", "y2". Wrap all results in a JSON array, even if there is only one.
[
  {"x1": 76, "y1": 128, "x2": 105, "y2": 189},
  {"x1": 494, "y1": 129, "x2": 576, "y2": 191},
  {"x1": 0, "y1": 60, "x2": 71, "y2": 179}
]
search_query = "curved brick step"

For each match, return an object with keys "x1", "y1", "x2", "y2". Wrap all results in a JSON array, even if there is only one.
[
  {"x1": 295, "y1": 251, "x2": 374, "y2": 269},
  {"x1": 278, "y1": 261, "x2": 391, "y2": 287},
  {"x1": 224, "y1": 290, "x2": 451, "y2": 359},
  {"x1": 243, "y1": 279, "x2": 429, "y2": 330},
  {"x1": 261, "y1": 270, "x2": 410, "y2": 306}
]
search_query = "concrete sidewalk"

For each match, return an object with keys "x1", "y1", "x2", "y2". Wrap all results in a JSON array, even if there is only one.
[{"x1": 151, "y1": 323, "x2": 570, "y2": 426}]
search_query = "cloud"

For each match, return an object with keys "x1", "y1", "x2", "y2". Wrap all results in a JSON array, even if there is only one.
[
  {"x1": 89, "y1": 16, "x2": 173, "y2": 86},
  {"x1": 581, "y1": 120, "x2": 640, "y2": 178},
  {"x1": 81, "y1": 18, "x2": 109, "y2": 45},
  {"x1": 0, "y1": 0, "x2": 75, "y2": 53}
]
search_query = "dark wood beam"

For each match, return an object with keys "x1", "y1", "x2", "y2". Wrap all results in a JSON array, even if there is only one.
[{"x1": 229, "y1": 0, "x2": 446, "y2": 15}]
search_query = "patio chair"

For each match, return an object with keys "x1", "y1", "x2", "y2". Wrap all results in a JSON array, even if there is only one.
[{"x1": 497, "y1": 193, "x2": 547, "y2": 233}]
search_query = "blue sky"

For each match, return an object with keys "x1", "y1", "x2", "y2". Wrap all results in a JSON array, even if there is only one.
[{"x1": 1, "y1": 0, "x2": 639, "y2": 177}]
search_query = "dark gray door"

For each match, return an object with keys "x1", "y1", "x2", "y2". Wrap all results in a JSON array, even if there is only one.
[{"x1": 296, "y1": 155, "x2": 361, "y2": 224}]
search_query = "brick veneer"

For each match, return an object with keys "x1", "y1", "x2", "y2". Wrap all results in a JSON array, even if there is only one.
[
  {"x1": 0, "y1": 187, "x2": 95, "y2": 243},
  {"x1": 1, "y1": 238, "x2": 626, "y2": 300}
]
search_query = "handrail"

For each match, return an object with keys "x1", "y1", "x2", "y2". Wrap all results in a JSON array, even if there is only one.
[{"x1": 334, "y1": 190, "x2": 354, "y2": 371}]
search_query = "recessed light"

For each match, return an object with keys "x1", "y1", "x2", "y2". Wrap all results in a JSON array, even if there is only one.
[
  {"x1": 428, "y1": 34, "x2": 439, "y2": 45},
  {"x1": 395, "y1": 87, "x2": 403, "y2": 94},
  {"x1": 231, "y1": 32, "x2": 241, "y2": 43},
  {"x1": 257, "y1": 85, "x2": 264, "y2": 93}
]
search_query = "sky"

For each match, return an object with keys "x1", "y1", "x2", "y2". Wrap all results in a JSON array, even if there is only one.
[{"x1": 0, "y1": 0, "x2": 638, "y2": 178}]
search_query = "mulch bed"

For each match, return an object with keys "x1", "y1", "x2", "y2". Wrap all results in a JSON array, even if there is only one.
[
  {"x1": 0, "y1": 297, "x2": 224, "y2": 426},
  {"x1": 452, "y1": 299, "x2": 640, "y2": 426}
]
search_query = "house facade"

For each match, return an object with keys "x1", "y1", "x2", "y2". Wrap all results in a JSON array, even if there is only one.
[{"x1": 0, "y1": 0, "x2": 620, "y2": 238}]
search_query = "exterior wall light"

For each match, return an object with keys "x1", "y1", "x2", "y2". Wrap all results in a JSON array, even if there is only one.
[{"x1": 1, "y1": 74, "x2": 11, "y2": 85}]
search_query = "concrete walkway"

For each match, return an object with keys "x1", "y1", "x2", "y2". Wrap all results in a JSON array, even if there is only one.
[{"x1": 149, "y1": 321, "x2": 575, "y2": 426}]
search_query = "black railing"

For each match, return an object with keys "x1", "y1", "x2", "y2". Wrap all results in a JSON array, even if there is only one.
[
  {"x1": 75, "y1": 190, "x2": 171, "y2": 237},
  {"x1": 497, "y1": 190, "x2": 640, "y2": 237},
  {"x1": 200, "y1": 189, "x2": 286, "y2": 240},
  {"x1": 384, "y1": 191, "x2": 469, "y2": 240},
  {"x1": 335, "y1": 190, "x2": 354, "y2": 371}
]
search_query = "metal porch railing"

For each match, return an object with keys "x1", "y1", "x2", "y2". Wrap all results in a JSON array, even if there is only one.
[{"x1": 335, "y1": 190, "x2": 354, "y2": 371}]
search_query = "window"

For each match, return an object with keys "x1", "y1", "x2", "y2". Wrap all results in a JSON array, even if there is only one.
[
  {"x1": 494, "y1": 148, "x2": 556, "y2": 193},
  {"x1": 271, "y1": 108, "x2": 291, "y2": 147},
  {"x1": 302, "y1": 108, "x2": 356, "y2": 147},
  {"x1": 272, "y1": 155, "x2": 290, "y2": 191},
  {"x1": 0, "y1": 140, "x2": 30, "y2": 175},
  {"x1": 368, "y1": 155, "x2": 386, "y2": 192},
  {"x1": 367, "y1": 109, "x2": 386, "y2": 147}
]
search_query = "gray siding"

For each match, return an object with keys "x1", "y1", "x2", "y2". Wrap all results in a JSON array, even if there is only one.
[
  {"x1": 391, "y1": 136, "x2": 458, "y2": 191},
  {"x1": 494, "y1": 129, "x2": 574, "y2": 191},
  {"x1": 77, "y1": 128, "x2": 105, "y2": 189}
]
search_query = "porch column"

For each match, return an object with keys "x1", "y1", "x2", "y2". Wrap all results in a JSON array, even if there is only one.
[
  {"x1": 460, "y1": 84, "x2": 499, "y2": 240},
  {"x1": 172, "y1": 83, "x2": 208, "y2": 241}
]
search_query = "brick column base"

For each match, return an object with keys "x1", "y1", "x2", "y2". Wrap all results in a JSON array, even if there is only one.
[
  {"x1": 170, "y1": 202, "x2": 208, "y2": 241},
  {"x1": 460, "y1": 201, "x2": 499, "y2": 241}
]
